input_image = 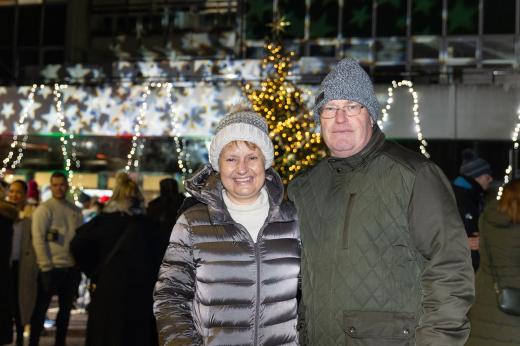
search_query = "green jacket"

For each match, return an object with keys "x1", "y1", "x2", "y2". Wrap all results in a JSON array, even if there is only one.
[
  {"x1": 466, "y1": 200, "x2": 520, "y2": 346},
  {"x1": 288, "y1": 127, "x2": 474, "y2": 346}
]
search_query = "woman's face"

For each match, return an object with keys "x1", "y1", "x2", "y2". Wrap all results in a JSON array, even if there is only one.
[
  {"x1": 219, "y1": 141, "x2": 266, "y2": 205},
  {"x1": 8, "y1": 182, "x2": 27, "y2": 208}
]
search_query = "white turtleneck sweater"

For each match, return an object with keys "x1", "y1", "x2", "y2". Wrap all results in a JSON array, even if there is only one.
[{"x1": 222, "y1": 187, "x2": 269, "y2": 242}]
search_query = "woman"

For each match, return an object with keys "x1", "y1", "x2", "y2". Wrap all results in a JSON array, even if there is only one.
[
  {"x1": 153, "y1": 108, "x2": 301, "y2": 345},
  {"x1": 7, "y1": 180, "x2": 38, "y2": 346},
  {"x1": 467, "y1": 179, "x2": 520, "y2": 345},
  {"x1": 70, "y1": 172, "x2": 161, "y2": 346}
]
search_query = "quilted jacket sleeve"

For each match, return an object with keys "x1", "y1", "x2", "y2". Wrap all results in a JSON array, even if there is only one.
[
  {"x1": 153, "y1": 213, "x2": 201, "y2": 346},
  {"x1": 409, "y1": 163, "x2": 475, "y2": 346}
]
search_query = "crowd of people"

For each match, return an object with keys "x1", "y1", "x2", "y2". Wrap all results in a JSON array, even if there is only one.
[{"x1": 1, "y1": 57, "x2": 520, "y2": 346}]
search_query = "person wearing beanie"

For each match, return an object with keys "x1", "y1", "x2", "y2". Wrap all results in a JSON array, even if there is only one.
[
  {"x1": 453, "y1": 148, "x2": 494, "y2": 271},
  {"x1": 288, "y1": 58, "x2": 474, "y2": 345},
  {"x1": 154, "y1": 106, "x2": 301, "y2": 345}
]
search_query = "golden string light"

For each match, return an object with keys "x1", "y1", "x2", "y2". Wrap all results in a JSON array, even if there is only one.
[
  {"x1": 0, "y1": 84, "x2": 38, "y2": 178},
  {"x1": 379, "y1": 80, "x2": 430, "y2": 158},
  {"x1": 497, "y1": 108, "x2": 520, "y2": 200}
]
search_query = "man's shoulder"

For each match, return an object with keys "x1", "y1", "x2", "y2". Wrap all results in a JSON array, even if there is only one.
[
  {"x1": 379, "y1": 140, "x2": 432, "y2": 173},
  {"x1": 289, "y1": 158, "x2": 328, "y2": 186}
]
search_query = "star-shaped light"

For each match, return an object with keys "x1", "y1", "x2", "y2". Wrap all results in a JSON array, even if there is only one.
[
  {"x1": 268, "y1": 16, "x2": 291, "y2": 35},
  {"x1": 1, "y1": 103, "x2": 14, "y2": 119}
]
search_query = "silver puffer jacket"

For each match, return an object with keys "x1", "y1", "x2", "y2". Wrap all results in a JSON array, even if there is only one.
[{"x1": 153, "y1": 165, "x2": 301, "y2": 346}]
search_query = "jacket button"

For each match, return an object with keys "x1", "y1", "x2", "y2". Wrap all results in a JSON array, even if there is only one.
[
  {"x1": 403, "y1": 328, "x2": 409, "y2": 335},
  {"x1": 348, "y1": 327, "x2": 356, "y2": 334},
  {"x1": 336, "y1": 168, "x2": 342, "y2": 173}
]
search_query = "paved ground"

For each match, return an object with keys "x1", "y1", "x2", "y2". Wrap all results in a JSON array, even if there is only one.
[{"x1": 8, "y1": 308, "x2": 87, "y2": 346}]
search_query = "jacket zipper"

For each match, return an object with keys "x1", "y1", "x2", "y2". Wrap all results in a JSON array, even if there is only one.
[{"x1": 254, "y1": 241, "x2": 260, "y2": 346}]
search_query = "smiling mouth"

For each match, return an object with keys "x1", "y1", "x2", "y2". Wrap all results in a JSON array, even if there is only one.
[{"x1": 233, "y1": 177, "x2": 253, "y2": 184}]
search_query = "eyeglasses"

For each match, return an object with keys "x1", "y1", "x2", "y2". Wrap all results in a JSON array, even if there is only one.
[{"x1": 320, "y1": 104, "x2": 365, "y2": 119}]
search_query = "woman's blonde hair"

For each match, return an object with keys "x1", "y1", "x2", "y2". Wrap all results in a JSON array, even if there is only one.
[
  {"x1": 106, "y1": 172, "x2": 144, "y2": 213},
  {"x1": 498, "y1": 179, "x2": 520, "y2": 223}
]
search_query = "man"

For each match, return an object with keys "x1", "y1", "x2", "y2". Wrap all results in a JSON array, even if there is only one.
[
  {"x1": 30, "y1": 172, "x2": 82, "y2": 346},
  {"x1": 288, "y1": 58, "x2": 474, "y2": 345},
  {"x1": 452, "y1": 148, "x2": 493, "y2": 272}
]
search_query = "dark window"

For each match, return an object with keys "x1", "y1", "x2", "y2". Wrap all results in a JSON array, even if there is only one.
[
  {"x1": 376, "y1": 0, "x2": 407, "y2": 37},
  {"x1": 245, "y1": 0, "x2": 272, "y2": 40},
  {"x1": 412, "y1": 0, "x2": 442, "y2": 35},
  {"x1": 43, "y1": 49, "x2": 64, "y2": 64},
  {"x1": 310, "y1": 0, "x2": 338, "y2": 39},
  {"x1": 448, "y1": 0, "x2": 478, "y2": 35},
  {"x1": 484, "y1": 0, "x2": 515, "y2": 34},
  {"x1": 343, "y1": 0, "x2": 372, "y2": 37},
  {"x1": 43, "y1": 4, "x2": 66, "y2": 45},
  {"x1": 0, "y1": 7, "x2": 14, "y2": 46},
  {"x1": 279, "y1": 0, "x2": 305, "y2": 39},
  {"x1": 18, "y1": 5, "x2": 41, "y2": 46}
]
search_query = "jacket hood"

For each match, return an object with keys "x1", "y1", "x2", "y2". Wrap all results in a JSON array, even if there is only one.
[{"x1": 184, "y1": 164, "x2": 289, "y2": 224}]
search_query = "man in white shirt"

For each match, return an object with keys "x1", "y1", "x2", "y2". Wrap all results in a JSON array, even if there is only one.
[{"x1": 29, "y1": 172, "x2": 82, "y2": 346}]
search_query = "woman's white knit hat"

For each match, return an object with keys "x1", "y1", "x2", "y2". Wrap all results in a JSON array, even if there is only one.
[{"x1": 209, "y1": 111, "x2": 274, "y2": 172}]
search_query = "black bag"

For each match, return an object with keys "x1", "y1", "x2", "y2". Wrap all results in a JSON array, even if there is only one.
[
  {"x1": 484, "y1": 233, "x2": 520, "y2": 315},
  {"x1": 497, "y1": 286, "x2": 520, "y2": 316}
]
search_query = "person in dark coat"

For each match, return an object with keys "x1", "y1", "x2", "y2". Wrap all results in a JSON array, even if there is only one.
[
  {"x1": 0, "y1": 184, "x2": 18, "y2": 345},
  {"x1": 146, "y1": 178, "x2": 184, "y2": 255},
  {"x1": 70, "y1": 172, "x2": 162, "y2": 346},
  {"x1": 466, "y1": 179, "x2": 520, "y2": 345},
  {"x1": 153, "y1": 106, "x2": 301, "y2": 345},
  {"x1": 452, "y1": 148, "x2": 493, "y2": 271}
]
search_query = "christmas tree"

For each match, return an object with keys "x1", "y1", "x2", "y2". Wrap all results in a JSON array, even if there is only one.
[{"x1": 243, "y1": 17, "x2": 326, "y2": 185}]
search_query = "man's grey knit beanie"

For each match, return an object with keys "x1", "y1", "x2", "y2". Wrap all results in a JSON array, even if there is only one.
[
  {"x1": 313, "y1": 58, "x2": 380, "y2": 125},
  {"x1": 209, "y1": 110, "x2": 274, "y2": 171}
]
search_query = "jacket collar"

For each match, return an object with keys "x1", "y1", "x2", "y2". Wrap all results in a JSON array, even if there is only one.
[
  {"x1": 184, "y1": 164, "x2": 290, "y2": 224},
  {"x1": 327, "y1": 125, "x2": 386, "y2": 171}
]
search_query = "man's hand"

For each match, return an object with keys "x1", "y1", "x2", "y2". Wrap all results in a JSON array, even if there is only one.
[{"x1": 468, "y1": 233, "x2": 479, "y2": 251}]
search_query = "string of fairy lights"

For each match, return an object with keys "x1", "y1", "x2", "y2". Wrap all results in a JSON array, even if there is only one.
[
  {"x1": 124, "y1": 84, "x2": 149, "y2": 172},
  {"x1": 497, "y1": 107, "x2": 520, "y2": 200},
  {"x1": 0, "y1": 84, "x2": 38, "y2": 179},
  {"x1": 379, "y1": 80, "x2": 430, "y2": 159},
  {"x1": 124, "y1": 82, "x2": 191, "y2": 177},
  {"x1": 165, "y1": 82, "x2": 192, "y2": 180},
  {"x1": 53, "y1": 83, "x2": 83, "y2": 201}
]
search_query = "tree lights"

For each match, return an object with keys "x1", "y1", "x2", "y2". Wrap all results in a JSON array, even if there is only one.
[{"x1": 244, "y1": 42, "x2": 325, "y2": 185}]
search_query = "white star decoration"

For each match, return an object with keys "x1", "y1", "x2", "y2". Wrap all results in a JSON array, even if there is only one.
[{"x1": 1, "y1": 103, "x2": 14, "y2": 119}]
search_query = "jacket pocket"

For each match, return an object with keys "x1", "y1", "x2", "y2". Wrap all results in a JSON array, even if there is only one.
[{"x1": 343, "y1": 310, "x2": 417, "y2": 346}]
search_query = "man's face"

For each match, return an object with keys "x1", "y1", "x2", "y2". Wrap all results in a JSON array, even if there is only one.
[
  {"x1": 8, "y1": 182, "x2": 27, "y2": 208},
  {"x1": 320, "y1": 99, "x2": 374, "y2": 158},
  {"x1": 50, "y1": 176, "x2": 68, "y2": 200},
  {"x1": 475, "y1": 173, "x2": 493, "y2": 191}
]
